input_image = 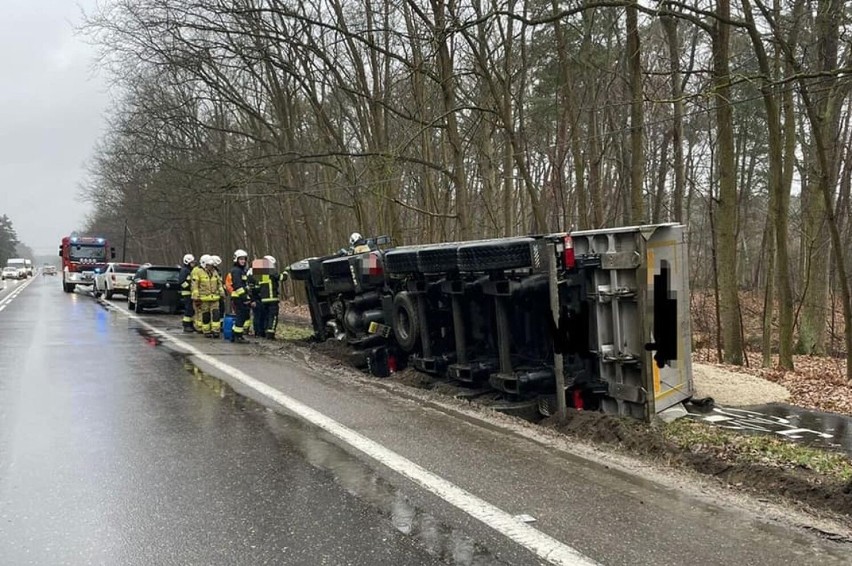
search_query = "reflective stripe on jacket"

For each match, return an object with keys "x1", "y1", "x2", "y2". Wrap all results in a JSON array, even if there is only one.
[
  {"x1": 179, "y1": 265, "x2": 193, "y2": 297},
  {"x1": 254, "y1": 271, "x2": 283, "y2": 303},
  {"x1": 192, "y1": 268, "x2": 223, "y2": 302},
  {"x1": 230, "y1": 265, "x2": 249, "y2": 299}
]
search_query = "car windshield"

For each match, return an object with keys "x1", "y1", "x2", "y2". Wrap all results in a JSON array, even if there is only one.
[
  {"x1": 146, "y1": 269, "x2": 179, "y2": 284},
  {"x1": 69, "y1": 245, "x2": 106, "y2": 261},
  {"x1": 3, "y1": 268, "x2": 16, "y2": 272},
  {"x1": 115, "y1": 265, "x2": 139, "y2": 274}
]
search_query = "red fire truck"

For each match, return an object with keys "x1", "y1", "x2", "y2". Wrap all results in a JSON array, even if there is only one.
[{"x1": 59, "y1": 234, "x2": 115, "y2": 293}]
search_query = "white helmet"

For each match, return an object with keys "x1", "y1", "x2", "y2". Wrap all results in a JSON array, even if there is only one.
[
  {"x1": 199, "y1": 254, "x2": 212, "y2": 267},
  {"x1": 211, "y1": 255, "x2": 222, "y2": 266},
  {"x1": 233, "y1": 249, "x2": 248, "y2": 262},
  {"x1": 349, "y1": 232, "x2": 363, "y2": 246},
  {"x1": 264, "y1": 255, "x2": 276, "y2": 266},
  {"x1": 182, "y1": 253, "x2": 195, "y2": 265}
]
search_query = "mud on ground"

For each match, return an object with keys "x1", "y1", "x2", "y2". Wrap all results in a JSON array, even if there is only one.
[{"x1": 542, "y1": 410, "x2": 852, "y2": 519}]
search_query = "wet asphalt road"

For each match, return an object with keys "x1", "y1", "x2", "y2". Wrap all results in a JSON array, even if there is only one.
[{"x1": 0, "y1": 278, "x2": 449, "y2": 565}]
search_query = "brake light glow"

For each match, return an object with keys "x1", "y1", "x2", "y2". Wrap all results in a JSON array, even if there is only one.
[
  {"x1": 563, "y1": 235, "x2": 575, "y2": 269},
  {"x1": 138, "y1": 279, "x2": 155, "y2": 289}
]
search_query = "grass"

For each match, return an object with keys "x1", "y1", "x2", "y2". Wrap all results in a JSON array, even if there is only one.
[
  {"x1": 663, "y1": 419, "x2": 852, "y2": 482},
  {"x1": 276, "y1": 324, "x2": 315, "y2": 341}
]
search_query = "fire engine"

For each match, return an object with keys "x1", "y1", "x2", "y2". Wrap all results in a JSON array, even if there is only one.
[{"x1": 59, "y1": 234, "x2": 115, "y2": 293}]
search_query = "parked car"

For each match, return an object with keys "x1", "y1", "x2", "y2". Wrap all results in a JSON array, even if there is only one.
[
  {"x1": 127, "y1": 265, "x2": 182, "y2": 314},
  {"x1": 94, "y1": 262, "x2": 140, "y2": 299},
  {"x1": 2, "y1": 267, "x2": 24, "y2": 280}
]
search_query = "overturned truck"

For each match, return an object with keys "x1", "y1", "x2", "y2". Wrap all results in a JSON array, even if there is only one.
[{"x1": 288, "y1": 223, "x2": 693, "y2": 421}]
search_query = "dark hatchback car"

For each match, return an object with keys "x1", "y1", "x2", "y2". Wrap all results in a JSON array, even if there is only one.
[{"x1": 127, "y1": 265, "x2": 182, "y2": 314}]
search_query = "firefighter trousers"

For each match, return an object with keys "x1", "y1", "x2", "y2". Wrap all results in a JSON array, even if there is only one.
[
  {"x1": 198, "y1": 300, "x2": 221, "y2": 335},
  {"x1": 263, "y1": 301, "x2": 279, "y2": 339},
  {"x1": 182, "y1": 294, "x2": 195, "y2": 330},
  {"x1": 232, "y1": 300, "x2": 252, "y2": 336}
]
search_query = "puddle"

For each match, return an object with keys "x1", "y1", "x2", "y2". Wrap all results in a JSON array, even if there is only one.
[
  {"x1": 183, "y1": 362, "x2": 505, "y2": 566},
  {"x1": 686, "y1": 402, "x2": 852, "y2": 455}
]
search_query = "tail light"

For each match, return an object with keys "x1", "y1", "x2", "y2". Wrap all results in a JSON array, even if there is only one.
[
  {"x1": 563, "y1": 235, "x2": 575, "y2": 269},
  {"x1": 138, "y1": 279, "x2": 155, "y2": 289}
]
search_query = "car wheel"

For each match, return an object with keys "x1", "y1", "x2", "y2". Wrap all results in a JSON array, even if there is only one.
[
  {"x1": 127, "y1": 289, "x2": 136, "y2": 310},
  {"x1": 392, "y1": 291, "x2": 420, "y2": 353},
  {"x1": 458, "y1": 238, "x2": 535, "y2": 272},
  {"x1": 134, "y1": 299, "x2": 144, "y2": 314},
  {"x1": 105, "y1": 290, "x2": 113, "y2": 300}
]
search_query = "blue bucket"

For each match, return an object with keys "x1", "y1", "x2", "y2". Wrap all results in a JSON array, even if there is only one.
[{"x1": 223, "y1": 314, "x2": 236, "y2": 341}]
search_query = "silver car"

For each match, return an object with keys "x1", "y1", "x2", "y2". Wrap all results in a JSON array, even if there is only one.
[{"x1": 93, "y1": 262, "x2": 141, "y2": 299}]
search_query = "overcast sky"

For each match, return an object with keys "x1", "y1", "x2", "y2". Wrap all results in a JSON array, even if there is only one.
[{"x1": 0, "y1": 0, "x2": 109, "y2": 256}]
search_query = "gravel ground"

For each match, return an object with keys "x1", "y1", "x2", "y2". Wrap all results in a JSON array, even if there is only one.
[{"x1": 692, "y1": 362, "x2": 790, "y2": 406}]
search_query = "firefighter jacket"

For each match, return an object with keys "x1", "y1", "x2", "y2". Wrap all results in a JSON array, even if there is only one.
[
  {"x1": 191, "y1": 267, "x2": 224, "y2": 302},
  {"x1": 252, "y1": 271, "x2": 284, "y2": 303},
  {"x1": 179, "y1": 265, "x2": 193, "y2": 297},
  {"x1": 229, "y1": 264, "x2": 250, "y2": 302}
]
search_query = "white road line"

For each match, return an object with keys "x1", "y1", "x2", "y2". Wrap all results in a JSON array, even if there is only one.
[
  {"x1": 102, "y1": 300, "x2": 600, "y2": 566},
  {"x1": 0, "y1": 277, "x2": 36, "y2": 310}
]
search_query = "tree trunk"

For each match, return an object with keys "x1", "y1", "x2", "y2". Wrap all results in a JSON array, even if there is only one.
[
  {"x1": 626, "y1": 1, "x2": 644, "y2": 224},
  {"x1": 713, "y1": 0, "x2": 744, "y2": 365}
]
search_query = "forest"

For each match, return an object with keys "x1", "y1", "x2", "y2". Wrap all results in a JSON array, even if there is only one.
[{"x1": 79, "y1": 0, "x2": 852, "y2": 376}]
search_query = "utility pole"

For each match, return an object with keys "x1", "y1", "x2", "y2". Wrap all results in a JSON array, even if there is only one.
[{"x1": 122, "y1": 220, "x2": 129, "y2": 262}]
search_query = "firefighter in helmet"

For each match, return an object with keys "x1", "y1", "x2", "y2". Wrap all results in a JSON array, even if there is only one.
[
  {"x1": 179, "y1": 253, "x2": 196, "y2": 332},
  {"x1": 191, "y1": 255, "x2": 224, "y2": 338},
  {"x1": 251, "y1": 255, "x2": 286, "y2": 339},
  {"x1": 349, "y1": 232, "x2": 371, "y2": 255},
  {"x1": 229, "y1": 249, "x2": 252, "y2": 342},
  {"x1": 189, "y1": 254, "x2": 208, "y2": 332},
  {"x1": 210, "y1": 255, "x2": 225, "y2": 315}
]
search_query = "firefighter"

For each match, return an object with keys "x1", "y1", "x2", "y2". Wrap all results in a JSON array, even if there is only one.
[
  {"x1": 191, "y1": 255, "x2": 225, "y2": 338},
  {"x1": 349, "y1": 232, "x2": 371, "y2": 255},
  {"x1": 229, "y1": 249, "x2": 252, "y2": 343},
  {"x1": 179, "y1": 254, "x2": 196, "y2": 332},
  {"x1": 252, "y1": 255, "x2": 285, "y2": 339},
  {"x1": 211, "y1": 255, "x2": 225, "y2": 315},
  {"x1": 190, "y1": 255, "x2": 208, "y2": 332}
]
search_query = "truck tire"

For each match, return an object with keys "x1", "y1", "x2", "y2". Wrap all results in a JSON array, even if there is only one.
[
  {"x1": 105, "y1": 290, "x2": 114, "y2": 300},
  {"x1": 416, "y1": 245, "x2": 460, "y2": 274},
  {"x1": 63, "y1": 281, "x2": 75, "y2": 293},
  {"x1": 458, "y1": 238, "x2": 535, "y2": 272},
  {"x1": 384, "y1": 248, "x2": 420, "y2": 275},
  {"x1": 392, "y1": 291, "x2": 420, "y2": 353}
]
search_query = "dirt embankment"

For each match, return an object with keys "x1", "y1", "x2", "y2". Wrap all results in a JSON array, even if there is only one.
[{"x1": 542, "y1": 410, "x2": 852, "y2": 520}]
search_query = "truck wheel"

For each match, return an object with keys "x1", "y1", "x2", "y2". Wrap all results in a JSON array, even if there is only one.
[
  {"x1": 392, "y1": 291, "x2": 420, "y2": 353},
  {"x1": 105, "y1": 290, "x2": 114, "y2": 300},
  {"x1": 63, "y1": 282, "x2": 75, "y2": 293},
  {"x1": 458, "y1": 238, "x2": 535, "y2": 272}
]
